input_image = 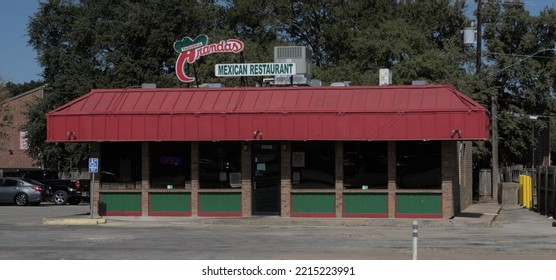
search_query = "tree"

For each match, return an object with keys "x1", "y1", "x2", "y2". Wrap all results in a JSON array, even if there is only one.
[
  {"x1": 267, "y1": 0, "x2": 468, "y2": 85},
  {"x1": 480, "y1": 2, "x2": 556, "y2": 165},
  {"x1": 25, "y1": 0, "x2": 230, "y2": 171},
  {"x1": 25, "y1": 0, "x2": 556, "y2": 172}
]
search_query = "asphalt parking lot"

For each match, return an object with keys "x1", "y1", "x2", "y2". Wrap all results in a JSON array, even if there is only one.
[{"x1": 0, "y1": 201, "x2": 555, "y2": 260}]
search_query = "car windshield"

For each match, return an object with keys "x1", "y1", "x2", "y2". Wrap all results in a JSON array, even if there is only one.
[{"x1": 20, "y1": 178, "x2": 45, "y2": 186}]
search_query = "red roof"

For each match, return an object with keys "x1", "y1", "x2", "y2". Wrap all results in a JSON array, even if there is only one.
[{"x1": 47, "y1": 84, "x2": 489, "y2": 142}]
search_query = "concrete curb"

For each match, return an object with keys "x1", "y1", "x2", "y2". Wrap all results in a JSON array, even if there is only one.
[
  {"x1": 42, "y1": 217, "x2": 107, "y2": 225},
  {"x1": 40, "y1": 203, "x2": 502, "y2": 228},
  {"x1": 101, "y1": 214, "x2": 497, "y2": 228}
]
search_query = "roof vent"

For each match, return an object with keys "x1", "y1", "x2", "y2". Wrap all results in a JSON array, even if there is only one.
[
  {"x1": 141, "y1": 83, "x2": 157, "y2": 88},
  {"x1": 379, "y1": 69, "x2": 392, "y2": 86},
  {"x1": 199, "y1": 83, "x2": 223, "y2": 88},
  {"x1": 330, "y1": 81, "x2": 351, "y2": 86},
  {"x1": 411, "y1": 80, "x2": 427, "y2": 85}
]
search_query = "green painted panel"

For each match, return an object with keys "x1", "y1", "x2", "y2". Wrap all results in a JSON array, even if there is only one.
[
  {"x1": 100, "y1": 192, "x2": 141, "y2": 212},
  {"x1": 292, "y1": 193, "x2": 335, "y2": 213},
  {"x1": 397, "y1": 193, "x2": 441, "y2": 214},
  {"x1": 344, "y1": 193, "x2": 387, "y2": 214},
  {"x1": 150, "y1": 193, "x2": 191, "y2": 212},
  {"x1": 199, "y1": 193, "x2": 241, "y2": 213}
]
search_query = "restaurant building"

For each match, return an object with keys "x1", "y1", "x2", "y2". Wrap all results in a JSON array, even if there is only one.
[{"x1": 46, "y1": 84, "x2": 489, "y2": 219}]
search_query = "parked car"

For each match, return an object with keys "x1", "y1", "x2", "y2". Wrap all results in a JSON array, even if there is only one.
[
  {"x1": 5, "y1": 169, "x2": 90, "y2": 205},
  {"x1": 0, "y1": 177, "x2": 52, "y2": 206}
]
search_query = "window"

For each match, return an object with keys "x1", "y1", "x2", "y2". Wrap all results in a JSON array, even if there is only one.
[
  {"x1": 150, "y1": 142, "x2": 191, "y2": 189},
  {"x1": 396, "y1": 141, "x2": 441, "y2": 189},
  {"x1": 291, "y1": 141, "x2": 335, "y2": 189},
  {"x1": 343, "y1": 141, "x2": 388, "y2": 189},
  {"x1": 101, "y1": 142, "x2": 142, "y2": 189},
  {"x1": 199, "y1": 142, "x2": 242, "y2": 189},
  {"x1": 2, "y1": 179, "x2": 19, "y2": 187}
]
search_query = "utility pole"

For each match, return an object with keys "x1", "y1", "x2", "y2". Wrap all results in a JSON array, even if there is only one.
[
  {"x1": 492, "y1": 95, "x2": 499, "y2": 202},
  {"x1": 476, "y1": 0, "x2": 499, "y2": 202},
  {"x1": 476, "y1": 0, "x2": 482, "y2": 74}
]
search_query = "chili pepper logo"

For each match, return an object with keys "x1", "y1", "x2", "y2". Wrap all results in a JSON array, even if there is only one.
[{"x1": 174, "y1": 34, "x2": 244, "y2": 83}]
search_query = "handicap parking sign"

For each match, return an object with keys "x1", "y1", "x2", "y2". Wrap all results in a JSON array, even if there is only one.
[{"x1": 88, "y1": 158, "x2": 99, "y2": 173}]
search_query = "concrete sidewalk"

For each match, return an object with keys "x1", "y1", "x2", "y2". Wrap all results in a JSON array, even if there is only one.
[
  {"x1": 450, "y1": 202, "x2": 502, "y2": 227},
  {"x1": 42, "y1": 202, "x2": 502, "y2": 228}
]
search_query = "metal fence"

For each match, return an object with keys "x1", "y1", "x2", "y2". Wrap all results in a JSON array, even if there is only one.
[{"x1": 500, "y1": 166, "x2": 555, "y2": 218}]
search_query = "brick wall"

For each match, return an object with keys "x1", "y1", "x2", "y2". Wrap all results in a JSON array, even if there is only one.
[
  {"x1": 442, "y1": 141, "x2": 456, "y2": 218},
  {"x1": 241, "y1": 142, "x2": 252, "y2": 216},
  {"x1": 387, "y1": 141, "x2": 397, "y2": 218},
  {"x1": 0, "y1": 86, "x2": 44, "y2": 169},
  {"x1": 90, "y1": 142, "x2": 101, "y2": 217},
  {"x1": 280, "y1": 142, "x2": 291, "y2": 217},
  {"x1": 459, "y1": 141, "x2": 474, "y2": 211}
]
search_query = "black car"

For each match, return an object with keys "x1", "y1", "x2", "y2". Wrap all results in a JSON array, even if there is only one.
[
  {"x1": 6, "y1": 169, "x2": 90, "y2": 205},
  {"x1": 0, "y1": 177, "x2": 52, "y2": 206}
]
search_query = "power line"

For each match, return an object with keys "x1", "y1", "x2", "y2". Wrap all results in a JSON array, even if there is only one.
[{"x1": 484, "y1": 52, "x2": 556, "y2": 59}]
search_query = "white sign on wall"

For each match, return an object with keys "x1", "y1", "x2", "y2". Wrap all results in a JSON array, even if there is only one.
[
  {"x1": 215, "y1": 63, "x2": 296, "y2": 77},
  {"x1": 19, "y1": 131, "x2": 28, "y2": 150}
]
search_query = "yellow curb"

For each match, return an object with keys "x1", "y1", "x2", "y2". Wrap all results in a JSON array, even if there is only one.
[{"x1": 42, "y1": 218, "x2": 106, "y2": 225}]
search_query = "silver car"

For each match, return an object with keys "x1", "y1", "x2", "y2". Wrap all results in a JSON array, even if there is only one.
[{"x1": 0, "y1": 177, "x2": 51, "y2": 206}]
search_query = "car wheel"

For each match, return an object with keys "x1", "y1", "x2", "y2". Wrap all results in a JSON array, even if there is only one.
[
  {"x1": 52, "y1": 190, "x2": 69, "y2": 205},
  {"x1": 15, "y1": 193, "x2": 29, "y2": 206},
  {"x1": 68, "y1": 198, "x2": 81, "y2": 205}
]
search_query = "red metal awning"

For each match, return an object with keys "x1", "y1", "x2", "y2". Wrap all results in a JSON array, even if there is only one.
[{"x1": 46, "y1": 84, "x2": 489, "y2": 142}]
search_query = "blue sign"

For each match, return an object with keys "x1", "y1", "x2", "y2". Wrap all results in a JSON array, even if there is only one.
[{"x1": 88, "y1": 158, "x2": 99, "y2": 173}]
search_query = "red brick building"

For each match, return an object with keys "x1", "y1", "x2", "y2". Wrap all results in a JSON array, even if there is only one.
[{"x1": 0, "y1": 86, "x2": 45, "y2": 172}]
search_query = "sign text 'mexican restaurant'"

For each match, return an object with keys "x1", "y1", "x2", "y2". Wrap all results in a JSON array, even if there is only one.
[{"x1": 215, "y1": 63, "x2": 296, "y2": 77}]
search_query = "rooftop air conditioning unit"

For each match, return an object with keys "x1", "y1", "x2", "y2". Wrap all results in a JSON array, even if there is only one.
[{"x1": 274, "y1": 46, "x2": 312, "y2": 85}]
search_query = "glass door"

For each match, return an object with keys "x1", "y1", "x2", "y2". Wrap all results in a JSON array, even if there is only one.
[{"x1": 252, "y1": 142, "x2": 281, "y2": 215}]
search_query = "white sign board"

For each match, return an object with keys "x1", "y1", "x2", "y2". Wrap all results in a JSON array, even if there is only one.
[
  {"x1": 19, "y1": 131, "x2": 28, "y2": 150},
  {"x1": 215, "y1": 63, "x2": 296, "y2": 77}
]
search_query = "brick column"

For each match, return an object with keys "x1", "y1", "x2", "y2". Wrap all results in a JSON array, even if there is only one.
[
  {"x1": 90, "y1": 143, "x2": 101, "y2": 218},
  {"x1": 281, "y1": 142, "x2": 292, "y2": 217},
  {"x1": 459, "y1": 141, "x2": 474, "y2": 211},
  {"x1": 190, "y1": 142, "x2": 199, "y2": 216},
  {"x1": 141, "y1": 142, "x2": 149, "y2": 216},
  {"x1": 442, "y1": 141, "x2": 456, "y2": 218},
  {"x1": 335, "y1": 141, "x2": 343, "y2": 218},
  {"x1": 387, "y1": 141, "x2": 397, "y2": 218},
  {"x1": 241, "y1": 142, "x2": 252, "y2": 216}
]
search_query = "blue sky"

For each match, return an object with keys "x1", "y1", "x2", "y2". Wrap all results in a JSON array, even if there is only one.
[
  {"x1": 0, "y1": 0, "x2": 42, "y2": 83},
  {"x1": 0, "y1": 0, "x2": 555, "y2": 84}
]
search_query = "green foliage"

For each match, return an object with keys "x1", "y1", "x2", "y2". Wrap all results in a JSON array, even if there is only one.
[
  {"x1": 480, "y1": 2, "x2": 556, "y2": 165},
  {"x1": 23, "y1": 0, "x2": 556, "y2": 171},
  {"x1": 265, "y1": 0, "x2": 468, "y2": 85},
  {"x1": 25, "y1": 0, "x2": 229, "y2": 170},
  {"x1": 3, "y1": 80, "x2": 46, "y2": 97}
]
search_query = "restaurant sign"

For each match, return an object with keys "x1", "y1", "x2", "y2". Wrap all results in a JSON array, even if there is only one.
[
  {"x1": 215, "y1": 63, "x2": 296, "y2": 77},
  {"x1": 174, "y1": 34, "x2": 244, "y2": 83}
]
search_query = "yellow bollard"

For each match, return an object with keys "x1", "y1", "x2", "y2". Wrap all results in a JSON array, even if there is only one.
[
  {"x1": 519, "y1": 175, "x2": 524, "y2": 206},
  {"x1": 524, "y1": 176, "x2": 529, "y2": 208},
  {"x1": 525, "y1": 176, "x2": 532, "y2": 209}
]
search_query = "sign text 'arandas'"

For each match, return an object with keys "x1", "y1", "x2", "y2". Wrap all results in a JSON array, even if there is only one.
[
  {"x1": 215, "y1": 63, "x2": 296, "y2": 77},
  {"x1": 174, "y1": 34, "x2": 244, "y2": 83}
]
